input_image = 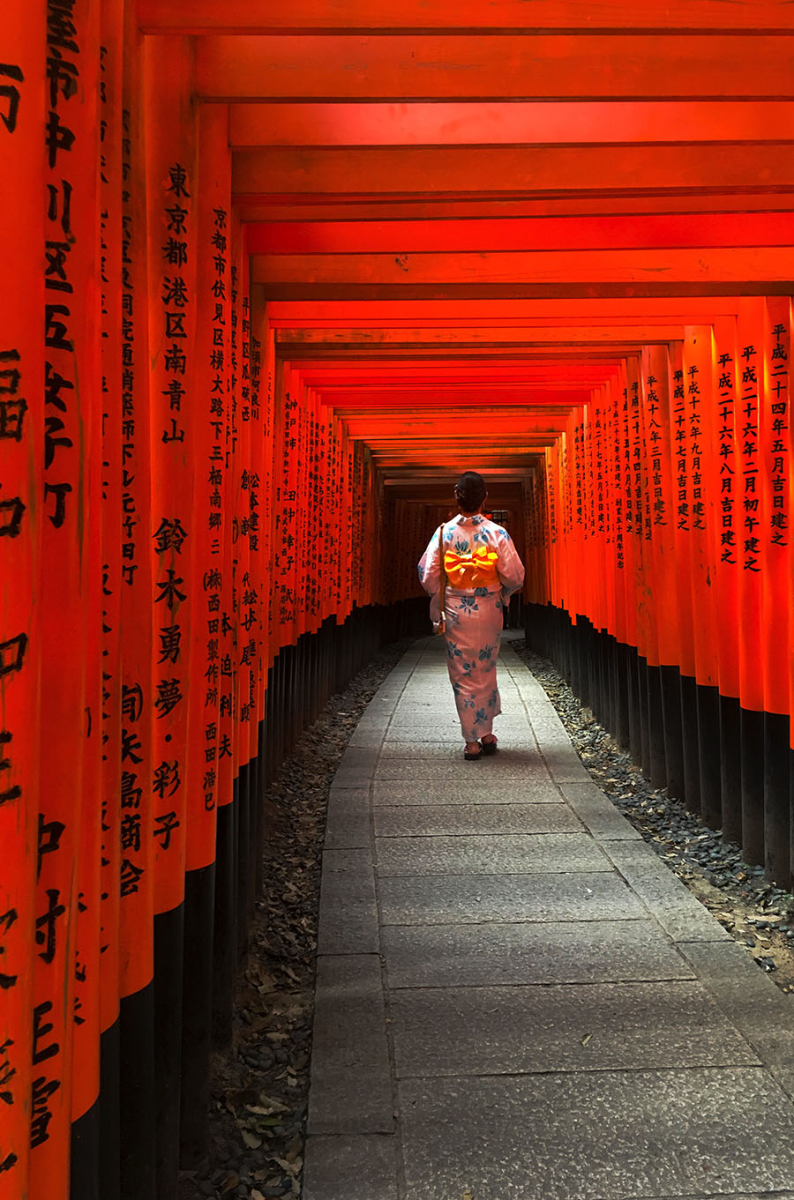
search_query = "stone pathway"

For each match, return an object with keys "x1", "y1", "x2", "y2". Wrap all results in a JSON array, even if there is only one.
[{"x1": 303, "y1": 635, "x2": 794, "y2": 1200}]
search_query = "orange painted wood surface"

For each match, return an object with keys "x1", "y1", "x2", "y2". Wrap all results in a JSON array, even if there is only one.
[
  {"x1": 252, "y1": 248, "x2": 794, "y2": 286},
  {"x1": 197, "y1": 34, "x2": 794, "y2": 101},
  {"x1": 275, "y1": 326, "x2": 688, "y2": 346},
  {"x1": 249, "y1": 214, "x2": 794, "y2": 255},
  {"x1": 237, "y1": 193, "x2": 794, "y2": 224},
  {"x1": 144, "y1": 36, "x2": 197, "y2": 915},
  {"x1": 233, "y1": 144, "x2": 794, "y2": 197},
  {"x1": 187, "y1": 103, "x2": 231, "y2": 868},
  {"x1": 1, "y1": 4, "x2": 44, "y2": 1190},
  {"x1": 138, "y1": 0, "x2": 794, "y2": 33},
  {"x1": 265, "y1": 298, "x2": 748, "y2": 321},
  {"x1": 229, "y1": 101, "x2": 794, "y2": 148}
]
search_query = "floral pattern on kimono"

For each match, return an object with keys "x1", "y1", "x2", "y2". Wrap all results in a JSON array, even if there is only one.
[{"x1": 418, "y1": 513, "x2": 525, "y2": 741}]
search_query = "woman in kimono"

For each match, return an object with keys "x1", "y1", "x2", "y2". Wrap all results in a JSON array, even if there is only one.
[{"x1": 418, "y1": 471, "x2": 525, "y2": 760}]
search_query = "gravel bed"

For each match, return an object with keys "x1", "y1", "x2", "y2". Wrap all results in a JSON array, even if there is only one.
[
  {"x1": 178, "y1": 636, "x2": 417, "y2": 1200},
  {"x1": 511, "y1": 638, "x2": 794, "y2": 994}
]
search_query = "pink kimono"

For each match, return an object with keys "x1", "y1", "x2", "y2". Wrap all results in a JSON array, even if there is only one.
[{"x1": 418, "y1": 515, "x2": 525, "y2": 743}]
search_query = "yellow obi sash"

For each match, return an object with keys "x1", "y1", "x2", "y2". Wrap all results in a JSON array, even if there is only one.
[{"x1": 443, "y1": 544, "x2": 500, "y2": 590}]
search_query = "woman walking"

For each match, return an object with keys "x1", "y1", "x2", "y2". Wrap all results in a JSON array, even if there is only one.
[{"x1": 418, "y1": 472, "x2": 525, "y2": 760}]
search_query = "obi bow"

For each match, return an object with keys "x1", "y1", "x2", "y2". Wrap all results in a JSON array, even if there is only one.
[{"x1": 443, "y1": 545, "x2": 500, "y2": 589}]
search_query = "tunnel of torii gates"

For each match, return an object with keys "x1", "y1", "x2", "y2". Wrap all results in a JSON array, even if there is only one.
[{"x1": 3, "y1": 0, "x2": 794, "y2": 1197}]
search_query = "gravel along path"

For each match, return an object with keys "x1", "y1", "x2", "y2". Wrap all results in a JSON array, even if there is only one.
[
  {"x1": 511, "y1": 638, "x2": 794, "y2": 993},
  {"x1": 178, "y1": 637, "x2": 417, "y2": 1200}
]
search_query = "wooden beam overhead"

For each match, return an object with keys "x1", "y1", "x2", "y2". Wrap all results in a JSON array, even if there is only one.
[
  {"x1": 303, "y1": 393, "x2": 604, "y2": 412},
  {"x1": 229, "y1": 101, "x2": 794, "y2": 148},
  {"x1": 233, "y1": 145, "x2": 794, "y2": 198},
  {"x1": 197, "y1": 35, "x2": 794, "y2": 101},
  {"x1": 138, "y1": 0, "x2": 794, "y2": 34},
  {"x1": 252, "y1": 247, "x2": 794, "y2": 286},
  {"x1": 275, "y1": 325, "x2": 686, "y2": 345},
  {"x1": 237, "y1": 194, "x2": 794, "y2": 223},
  {"x1": 264, "y1": 298, "x2": 744, "y2": 319},
  {"x1": 251, "y1": 214, "x2": 794, "y2": 254}
]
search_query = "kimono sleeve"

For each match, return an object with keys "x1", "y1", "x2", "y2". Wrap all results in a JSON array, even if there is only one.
[
  {"x1": 418, "y1": 525, "x2": 443, "y2": 596},
  {"x1": 496, "y1": 527, "x2": 525, "y2": 600}
]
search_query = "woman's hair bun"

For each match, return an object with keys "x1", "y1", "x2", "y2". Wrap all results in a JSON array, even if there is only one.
[{"x1": 455, "y1": 471, "x2": 487, "y2": 513}]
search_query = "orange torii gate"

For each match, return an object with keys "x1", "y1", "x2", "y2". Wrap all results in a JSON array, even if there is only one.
[{"x1": 2, "y1": 2, "x2": 794, "y2": 1198}]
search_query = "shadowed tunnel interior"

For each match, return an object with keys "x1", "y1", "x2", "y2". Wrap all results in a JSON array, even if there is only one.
[{"x1": 2, "y1": 2, "x2": 794, "y2": 1198}]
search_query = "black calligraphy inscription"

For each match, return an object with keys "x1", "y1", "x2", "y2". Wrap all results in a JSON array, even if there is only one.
[
  {"x1": 0, "y1": 62, "x2": 23, "y2": 134},
  {"x1": 43, "y1": 1, "x2": 80, "y2": 546},
  {"x1": 0, "y1": 909, "x2": 18, "y2": 989},
  {"x1": 768, "y1": 322, "x2": 789, "y2": 549},
  {"x1": 151, "y1": 162, "x2": 192, "y2": 842},
  {"x1": 717, "y1": 352, "x2": 737, "y2": 565},
  {"x1": 30, "y1": 1076, "x2": 61, "y2": 1149},
  {"x1": 201, "y1": 207, "x2": 228, "y2": 810},
  {"x1": 741, "y1": 345, "x2": 761, "y2": 572}
]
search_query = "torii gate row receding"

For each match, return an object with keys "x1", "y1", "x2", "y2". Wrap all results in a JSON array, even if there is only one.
[{"x1": 2, "y1": 2, "x2": 794, "y2": 1198}]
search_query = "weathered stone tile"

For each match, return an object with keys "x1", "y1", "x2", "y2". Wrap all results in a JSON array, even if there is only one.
[
  {"x1": 383, "y1": 918, "x2": 692, "y2": 988},
  {"x1": 376, "y1": 832, "x2": 611, "y2": 877},
  {"x1": 317, "y1": 848, "x2": 378, "y2": 955},
  {"x1": 378, "y1": 871, "x2": 647, "y2": 926},
  {"x1": 391, "y1": 980, "x2": 758, "y2": 1077},
  {"x1": 308, "y1": 955, "x2": 392, "y2": 1135},
  {"x1": 399, "y1": 1069, "x2": 794, "y2": 1200},
  {"x1": 303, "y1": 1135, "x2": 398, "y2": 1200},
  {"x1": 374, "y1": 802, "x2": 581, "y2": 838}
]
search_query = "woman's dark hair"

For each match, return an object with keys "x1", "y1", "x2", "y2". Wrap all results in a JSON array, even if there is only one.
[{"x1": 455, "y1": 471, "x2": 487, "y2": 513}]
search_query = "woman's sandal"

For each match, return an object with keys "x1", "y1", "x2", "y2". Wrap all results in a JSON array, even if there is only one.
[
  {"x1": 463, "y1": 744, "x2": 484, "y2": 761},
  {"x1": 480, "y1": 736, "x2": 498, "y2": 756}
]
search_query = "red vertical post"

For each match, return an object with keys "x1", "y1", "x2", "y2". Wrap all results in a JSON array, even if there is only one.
[
  {"x1": 648, "y1": 343, "x2": 684, "y2": 799},
  {"x1": 0, "y1": 7, "x2": 44, "y2": 1194},
  {"x1": 72, "y1": 0, "x2": 104, "y2": 1179},
  {"x1": 34, "y1": 1, "x2": 100, "y2": 1195},
  {"x1": 98, "y1": 9, "x2": 124, "y2": 1189},
  {"x1": 762, "y1": 298, "x2": 792, "y2": 884},
  {"x1": 144, "y1": 35, "x2": 198, "y2": 1194},
  {"x1": 118, "y1": 7, "x2": 156, "y2": 1195},
  {"x1": 234, "y1": 234, "x2": 253, "y2": 946},
  {"x1": 179, "y1": 100, "x2": 230, "y2": 1165},
  {"x1": 736, "y1": 298, "x2": 766, "y2": 863},
  {"x1": 186, "y1": 102, "x2": 230, "y2": 909},
  {"x1": 710, "y1": 315, "x2": 742, "y2": 841},
  {"x1": 683, "y1": 325, "x2": 721, "y2": 823}
]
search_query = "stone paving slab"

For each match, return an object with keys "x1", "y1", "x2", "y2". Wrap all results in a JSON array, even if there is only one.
[
  {"x1": 385, "y1": 724, "x2": 531, "y2": 741},
  {"x1": 348, "y1": 727, "x2": 389, "y2": 748},
  {"x1": 378, "y1": 739, "x2": 539, "y2": 758},
  {"x1": 382, "y1": 919, "x2": 694, "y2": 988},
  {"x1": 398, "y1": 1069, "x2": 794, "y2": 1200},
  {"x1": 374, "y1": 761, "x2": 557, "y2": 782},
  {"x1": 308, "y1": 955, "x2": 393, "y2": 1136},
  {"x1": 604, "y1": 841, "x2": 734, "y2": 944},
  {"x1": 373, "y1": 802, "x2": 582, "y2": 838},
  {"x1": 679, "y1": 940, "x2": 794, "y2": 1100},
  {"x1": 376, "y1": 832, "x2": 612, "y2": 876},
  {"x1": 324, "y1": 789, "x2": 371, "y2": 849},
  {"x1": 373, "y1": 779, "x2": 562, "y2": 805},
  {"x1": 317, "y1": 848, "x2": 379, "y2": 955},
  {"x1": 338, "y1": 746, "x2": 381, "y2": 770},
  {"x1": 303, "y1": 1135, "x2": 398, "y2": 1200},
  {"x1": 560, "y1": 781, "x2": 644, "y2": 841},
  {"x1": 378, "y1": 872, "x2": 648, "y2": 926},
  {"x1": 383, "y1": 728, "x2": 530, "y2": 744},
  {"x1": 390, "y1": 980, "x2": 759, "y2": 1077},
  {"x1": 540, "y1": 752, "x2": 595, "y2": 782},
  {"x1": 330, "y1": 766, "x2": 379, "y2": 788}
]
